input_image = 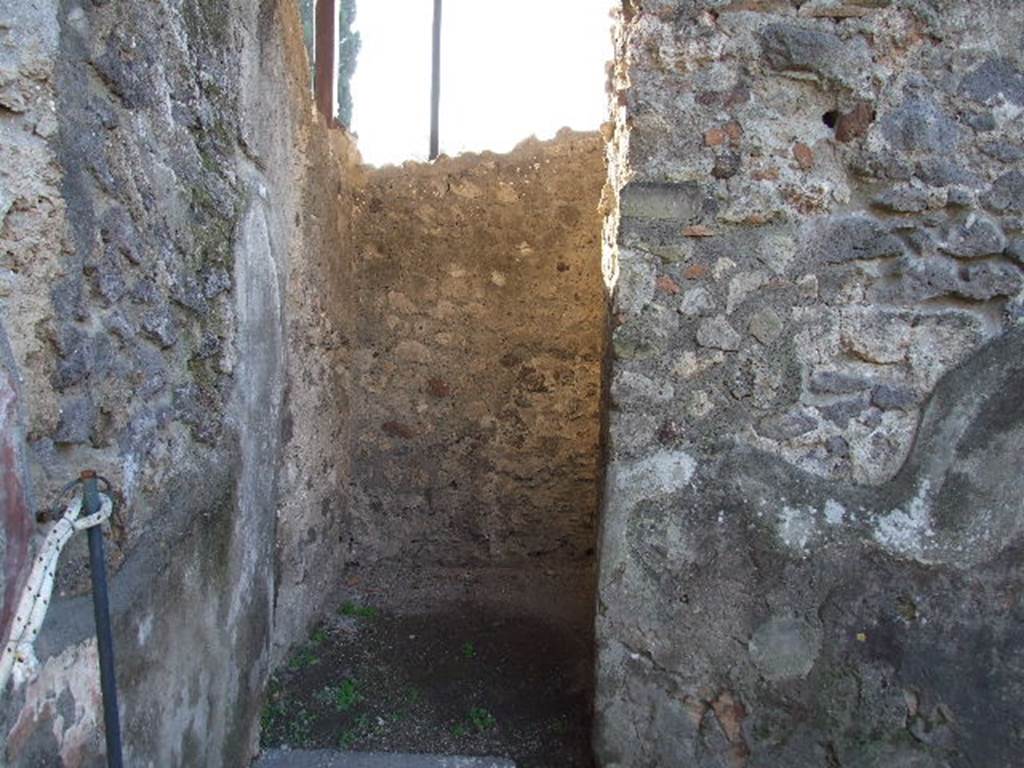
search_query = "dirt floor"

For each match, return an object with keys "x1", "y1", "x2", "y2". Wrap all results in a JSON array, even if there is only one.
[{"x1": 259, "y1": 566, "x2": 596, "y2": 768}]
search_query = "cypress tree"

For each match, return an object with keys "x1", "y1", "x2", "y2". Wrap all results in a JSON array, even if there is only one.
[{"x1": 299, "y1": 0, "x2": 315, "y2": 91}]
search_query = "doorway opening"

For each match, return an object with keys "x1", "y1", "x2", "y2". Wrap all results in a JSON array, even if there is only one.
[{"x1": 259, "y1": 2, "x2": 620, "y2": 766}]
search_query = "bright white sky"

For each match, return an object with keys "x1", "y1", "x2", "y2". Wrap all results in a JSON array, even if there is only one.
[{"x1": 350, "y1": 1, "x2": 614, "y2": 166}]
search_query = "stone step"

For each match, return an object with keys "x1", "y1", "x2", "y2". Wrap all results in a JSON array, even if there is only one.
[{"x1": 254, "y1": 750, "x2": 515, "y2": 768}]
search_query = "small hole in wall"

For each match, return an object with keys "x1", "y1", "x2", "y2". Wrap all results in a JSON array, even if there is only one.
[{"x1": 822, "y1": 110, "x2": 840, "y2": 129}]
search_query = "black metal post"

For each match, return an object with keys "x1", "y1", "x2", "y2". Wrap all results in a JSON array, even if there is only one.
[
  {"x1": 429, "y1": 0, "x2": 442, "y2": 159},
  {"x1": 82, "y1": 471, "x2": 124, "y2": 768}
]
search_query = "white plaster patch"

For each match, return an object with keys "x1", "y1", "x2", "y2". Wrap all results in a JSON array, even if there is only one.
[
  {"x1": 712, "y1": 256, "x2": 737, "y2": 280},
  {"x1": 120, "y1": 453, "x2": 140, "y2": 507},
  {"x1": 611, "y1": 449, "x2": 697, "y2": 509},
  {"x1": 824, "y1": 498, "x2": 846, "y2": 526},
  {"x1": 993, "y1": 100, "x2": 1024, "y2": 128},
  {"x1": 874, "y1": 481, "x2": 934, "y2": 557},
  {"x1": 778, "y1": 505, "x2": 816, "y2": 553},
  {"x1": 137, "y1": 612, "x2": 154, "y2": 647},
  {"x1": 9, "y1": 640, "x2": 101, "y2": 765}
]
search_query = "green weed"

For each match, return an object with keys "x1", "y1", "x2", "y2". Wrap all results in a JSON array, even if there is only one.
[
  {"x1": 285, "y1": 706, "x2": 314, "y2": 746},
  {"x1": 451, "y1": 706, "x2": 497, "y2": 737},
  {"x1": 338, "y1": 713, "x2": 373, "y2": 748},
  {"x1": 288, "y1": 645, "x2": 320, "y2": 671},
  {"x1": 310, "y1": 627, "x2": 328, "y2": 646},
  {"x1": 260, "y1": 698, "x2": 287, "y2": 740},
  {"x1": 316, "y1": 678, "x2": 363, "y2": 712},
  {"x1": 401, "y1": 686, "x2": 422, "y2": 706},
  {"x1": 339, "y1": 601, "x2": 378, "y2": 619},
  {"x1": 338, "y1": 727, "x2": 359, "y2": 748},
  {"x1": 469, "y1": 706, "x2": 497, "y2": 732},
  {"x1": 260, "y1": 677, "x2": 288, "y2": 743}
]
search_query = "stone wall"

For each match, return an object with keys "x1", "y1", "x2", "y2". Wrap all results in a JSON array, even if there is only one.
[
  {"x1": 350, "y1": 133, "x2": 608, "y2": 569},
  {"x1": 0, "y1": 0, "x2": 358, "y2": 765},
  {"x1": 596, "y1": 1, "x2": 1024, "y2": 766}
]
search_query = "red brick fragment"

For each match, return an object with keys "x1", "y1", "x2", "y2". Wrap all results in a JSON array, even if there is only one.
[
  {"x1": 704, "y1": 127, "x2": 727, "y2": 147},
  {"x1": 684, "y1": 263, "x2": 709, "y2": 280},
  {"x1": 792, "y1": 142, "x2": 815, "y2": 171},
  {"x1": 656, "y1": 275, "x2": 681, "y2": 295},
  {"x1": 682, "y1": 225, "x2": 716, "y2": 238}
]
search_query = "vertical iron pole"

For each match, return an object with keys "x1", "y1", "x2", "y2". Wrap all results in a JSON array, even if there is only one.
[
  {"x1": 429, "y1": 0, "x2": 442, "y2": 159},
  {"x1": 82, "y1": 471, "x2": 123, "y2": 768}
]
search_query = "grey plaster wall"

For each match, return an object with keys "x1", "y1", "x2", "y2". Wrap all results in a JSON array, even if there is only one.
[
  {"x1": 0, "y1": 0, "x2": 358, "y2": 765},
  {"x1": 596, "y1": 1, "x2": 1024, "y2": 766}
]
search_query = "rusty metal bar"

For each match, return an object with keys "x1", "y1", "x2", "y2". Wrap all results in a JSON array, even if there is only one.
[{"x1": 315, "y1": 0, "x2": 338, "y2": 122}]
